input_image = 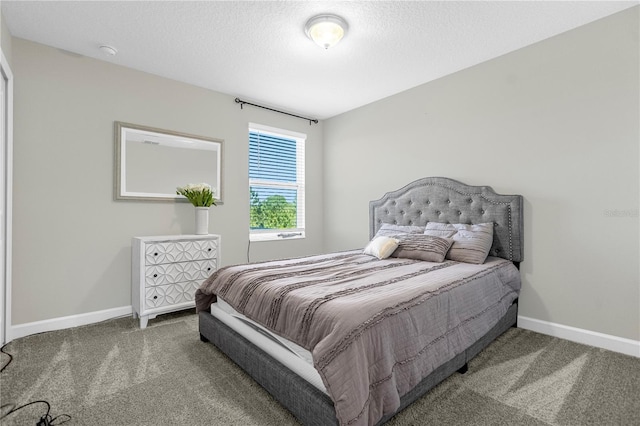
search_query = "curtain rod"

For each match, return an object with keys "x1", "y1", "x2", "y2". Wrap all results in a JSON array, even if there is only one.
[{"x1": 234, "y1": 98, "x2": 319, "y2": 125}]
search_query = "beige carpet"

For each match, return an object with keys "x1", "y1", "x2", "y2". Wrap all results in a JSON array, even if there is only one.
[{"x1": 1, "y1": 310, "x2": 638, "y2": 425}]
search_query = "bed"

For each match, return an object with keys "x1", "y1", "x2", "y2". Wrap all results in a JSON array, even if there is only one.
[{"x1": 196, "y1": 177, "x2": 524, "y2": 426}]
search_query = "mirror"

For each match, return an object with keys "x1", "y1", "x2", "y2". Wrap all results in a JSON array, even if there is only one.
[{"x1": 115, "y1": 122, "x2": 223, "y2": 203}]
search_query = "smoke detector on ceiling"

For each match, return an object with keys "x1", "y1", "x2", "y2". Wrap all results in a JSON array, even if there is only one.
[{"x1": 99, "y1": 45, "x2": 118, "y2": 56}]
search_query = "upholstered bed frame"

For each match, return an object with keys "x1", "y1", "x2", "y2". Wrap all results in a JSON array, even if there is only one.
[{"x1": 199, "y1": 177, "x2": 524, "y2": 425}]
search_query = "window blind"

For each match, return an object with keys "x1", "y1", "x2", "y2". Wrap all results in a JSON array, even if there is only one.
[{"x1": 249, "y1": 128, "x2": 305, "y2": 240}]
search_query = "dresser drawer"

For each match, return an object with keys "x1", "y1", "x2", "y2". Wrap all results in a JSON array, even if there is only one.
[
  {"x1": 145, "y1": 239, "x2": 218, "y2": 265},
  {"x1": 144, "y1": 259, "x2": 216, "y2": 287},
  {"x1": 144, "y1": 280, "x2": 201, "y2": 309}
]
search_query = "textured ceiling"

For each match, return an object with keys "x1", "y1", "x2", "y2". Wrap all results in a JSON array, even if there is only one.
[{"x1": 1, "y1": 1, "x2": 637, "y2": 119}]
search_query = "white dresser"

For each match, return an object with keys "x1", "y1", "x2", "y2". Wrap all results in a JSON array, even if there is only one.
[{"x1": 132, "y1": 234, "x2": 221, "y2": 328}]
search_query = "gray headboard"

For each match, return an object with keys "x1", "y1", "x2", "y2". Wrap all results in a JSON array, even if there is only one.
[{"x1": 369, "y1": 177, "x2": 524, "y2": 263}]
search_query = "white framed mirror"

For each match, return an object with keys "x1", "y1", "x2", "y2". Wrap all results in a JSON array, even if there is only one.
[{"x1": 114, "y1": 122, "x2": 223, "y2": 203}]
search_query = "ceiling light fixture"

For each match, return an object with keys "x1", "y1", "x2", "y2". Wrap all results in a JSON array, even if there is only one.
[
  {"x1": 99, "y1": 45, "x2": 118, "y2": 56},
  {"x1": 304, "y1": 14, "x2": 348, "y2": 49}
]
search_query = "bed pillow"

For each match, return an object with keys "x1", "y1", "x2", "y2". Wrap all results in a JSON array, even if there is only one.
[
  {"x1": 421, "y1": 222, "x2": 457, "y2": 238},
  {"x1": 391, "y1": 234, "x2": 453, "y2": 263},
  {"x1": 424, "y1": 222, "x2": 494, "y2": 264},
  {"x1": 374, "y1": 223, "x2": 425, "y2": 238},
  {"x1": 363, "y1": 236, "x2": 400, "y2": 259}
]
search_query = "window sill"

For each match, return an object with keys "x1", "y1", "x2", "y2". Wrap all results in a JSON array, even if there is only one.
[{"x1": 249, "y1": 232, "x2": 306, "y2": 242}]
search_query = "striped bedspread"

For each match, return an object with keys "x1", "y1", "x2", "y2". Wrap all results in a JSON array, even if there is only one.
[{"x1": 195, "y1": 250, "x2": 521, "y2": 426}]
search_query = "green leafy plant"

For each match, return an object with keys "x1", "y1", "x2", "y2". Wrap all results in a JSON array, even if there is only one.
[
  {"x1": 250, "y1": 190, "x2": 296, "y2": 229},
  {"x1": 176, "y1": 183, "x2": 217, "y2": 207}
]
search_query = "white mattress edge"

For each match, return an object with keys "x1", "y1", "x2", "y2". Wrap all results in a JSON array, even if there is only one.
[
  {"x1": 210, "y1": 302, "x2": 328, "y2": 394},
  {"x1": 216, "y1": 298, "x2": 314, "y2": 364}
]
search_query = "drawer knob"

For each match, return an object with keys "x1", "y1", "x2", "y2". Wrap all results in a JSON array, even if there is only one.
[
  {"x1": 153, "y1": 274, "x2": 158, "y2": 278},
  {"x1": 207, "y1": 267, "x2": 211, "y2": 271},
  {"x1": 154, "y1": 252, "x2": 158, "y2": 256},
  {"x1": 208, "y1": 248, "x2": 211, "y2": 251},
  {"x1": 153, "y1": 296, "x2": 158, "y2": 300}
]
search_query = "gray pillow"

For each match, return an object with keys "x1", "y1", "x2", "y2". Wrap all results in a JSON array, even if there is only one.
[
  {"x1": 424, "y1": 222, "x2": 494, "y2": 264},
  {"x1": 391, "y1": 234, "x2": 454, "y2": 263},
  {"x1": 374, "y1": 223, "x2": 425, "y2": 238}
]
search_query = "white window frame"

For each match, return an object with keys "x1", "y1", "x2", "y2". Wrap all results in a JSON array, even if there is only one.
[{"x1": 249, "y1": 123, "x2": 306, "y2": 242}]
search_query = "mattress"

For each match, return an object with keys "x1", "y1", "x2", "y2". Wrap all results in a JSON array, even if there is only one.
[{"x1": 211, "y1": 298, "x2": 327, "y2": 393}]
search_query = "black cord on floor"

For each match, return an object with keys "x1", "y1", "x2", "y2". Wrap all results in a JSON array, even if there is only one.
[
  {"x1": 1, "y1": 400, "x2": 70, "y2": 425},
  {"x1": 0, "y1": 343, "x2": 12, "y2": 372},
  {"x1": 0, "y1": 346, "x2": 71, "y2": 425}
]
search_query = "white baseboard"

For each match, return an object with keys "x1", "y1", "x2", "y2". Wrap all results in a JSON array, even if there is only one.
[
  {"x1": 8, "y1": 306, "x2": 133, "y2": 341},
  {"x1": 518, "y1": 315, "x2": 640, "y2": 358}
]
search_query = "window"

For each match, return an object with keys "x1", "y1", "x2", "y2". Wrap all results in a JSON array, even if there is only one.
[{"x1": 249, "y1": 124, "x2": 305, "y2": 241}]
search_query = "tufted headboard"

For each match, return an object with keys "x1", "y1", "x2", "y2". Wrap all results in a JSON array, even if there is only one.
[{"x1": 369, "y1": 177, "x2": 524, "y2": 263}]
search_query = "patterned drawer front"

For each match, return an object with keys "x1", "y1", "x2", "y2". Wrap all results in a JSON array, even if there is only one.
[
  {"x1": 145, "y1": 239, "x2": 218, "y2": 265},
  {"x1": 145, "y1": 281, "x2": 200, "y2": 309},
  {"x1": 145, "y1": 259, "x2": 217, "y2": 287}
]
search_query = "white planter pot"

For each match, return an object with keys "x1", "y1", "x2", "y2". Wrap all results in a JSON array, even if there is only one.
[{"x1": 194, "y1": 207, "x2": 209, "y2": 235}]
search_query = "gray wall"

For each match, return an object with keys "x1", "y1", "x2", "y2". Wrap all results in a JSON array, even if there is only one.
[
  {"x1": 11, "y1": 38, "x2": 324, "y2": 325},
  {"x1": 0, "y1": 11, "x2": 11, "y2": 64},
  {"x1": 323, "y1": 8, "x2": 639, "y2": 341}
]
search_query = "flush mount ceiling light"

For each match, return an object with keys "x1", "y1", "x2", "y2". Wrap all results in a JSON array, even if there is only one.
[{"x1": 304, "y1": 14, "x2": 348, "y2": 49}]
